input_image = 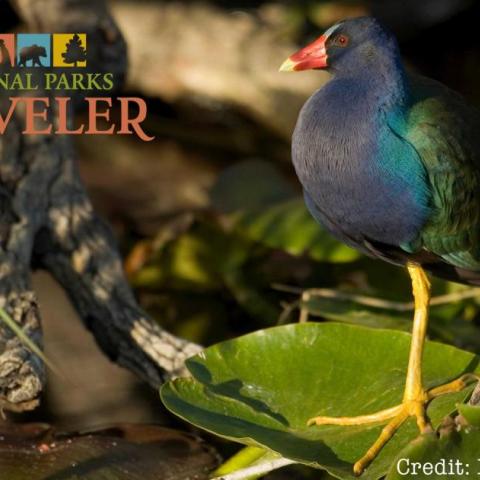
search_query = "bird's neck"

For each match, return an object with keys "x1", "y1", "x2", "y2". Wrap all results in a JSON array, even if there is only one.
[{"x1": 331, "y1": 55, "x2": 410, "y2": 118}]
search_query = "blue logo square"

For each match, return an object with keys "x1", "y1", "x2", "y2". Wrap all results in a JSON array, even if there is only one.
[{"x1": 17, "y1": 34, "x2": 51, "y2": 67}]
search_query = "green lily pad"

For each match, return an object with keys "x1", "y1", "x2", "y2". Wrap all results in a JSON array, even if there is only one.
[
  {"x1": 161, "y1": 323, "x2": 479, "y2": 480},
  {"x1": 387, "y1": 429, "x2": 480, "y2": 479}
]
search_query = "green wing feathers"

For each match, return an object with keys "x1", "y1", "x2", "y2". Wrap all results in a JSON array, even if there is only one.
[{"x1": 405, "y1": 75, "x2": 480, "y2": 271}]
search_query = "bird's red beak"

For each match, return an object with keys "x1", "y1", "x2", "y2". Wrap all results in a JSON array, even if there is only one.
[{"x1": 279, "y1": 35, "x2": 328, "y2": 72}]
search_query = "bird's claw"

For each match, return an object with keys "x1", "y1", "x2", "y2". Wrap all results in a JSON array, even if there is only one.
[{"x1": 307, "y1": 374, "x2": 477, "y2": 476}]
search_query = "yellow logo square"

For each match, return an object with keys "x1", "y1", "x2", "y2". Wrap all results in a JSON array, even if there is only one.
[{"x1": 53, "y1": 33, "x2": 87, "y2": 67}]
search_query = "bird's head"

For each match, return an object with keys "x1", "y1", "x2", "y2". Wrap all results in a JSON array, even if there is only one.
[{"x1": 280, "y1": 17, "x2": 398, "y2": 75}]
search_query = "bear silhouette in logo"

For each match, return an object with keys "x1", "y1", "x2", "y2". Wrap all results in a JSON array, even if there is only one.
[
  {"x1": 18, "y1": 44, "x2": 47, "y2": 67},
  {"x1": 0, "y1": 40, "x2": 12, "y2": 66}
]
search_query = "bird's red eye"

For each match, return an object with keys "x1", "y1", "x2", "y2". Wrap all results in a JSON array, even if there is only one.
[{"x1": 335, "y1": 34, "x2": 349, "y2": 47}]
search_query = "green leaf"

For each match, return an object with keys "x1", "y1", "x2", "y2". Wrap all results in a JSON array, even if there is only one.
[
  {"x1": 133, "y1": 221, "x2": 251, "y2": 292},
  {"x1": 161, "y1": 323, "x2": 478, "y2": 480},
  {"x1": 236, "y1": 198, "x2": 360, "y2": 262},
  {"x1": 386, "y1": 429, "x2": 480, "y2": 480},
  {"x1": 213, "y1": 446, "x2": 269, "y2": 477},
  {"x1": 301, "y1": 296, "x2": 412, "y2": 331}
]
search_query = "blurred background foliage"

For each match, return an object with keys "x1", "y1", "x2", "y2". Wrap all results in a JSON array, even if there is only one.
[
  {"x1": 2, "y1": 0, "x2": 480, "y2": 478},
  {"x1": 99, "y1": 0, "x2": 480, "y2": 352}
]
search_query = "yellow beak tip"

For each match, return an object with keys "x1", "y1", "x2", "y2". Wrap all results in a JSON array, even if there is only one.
[{"x1": 279, "y1": 58, "x2": 296, "y2": 72}]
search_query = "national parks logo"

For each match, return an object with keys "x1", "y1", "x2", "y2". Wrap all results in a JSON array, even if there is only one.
[
  {"x1": 0, "y1": 33, "x2": 154, "y2": 141},
  {"x1": 0, "y1": 33, "x2": 87, "y2": 67}
]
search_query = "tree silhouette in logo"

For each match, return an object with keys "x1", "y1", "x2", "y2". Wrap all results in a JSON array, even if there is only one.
[{"x1": 61, "y1": 34, "x2": 86, "y2": 67}]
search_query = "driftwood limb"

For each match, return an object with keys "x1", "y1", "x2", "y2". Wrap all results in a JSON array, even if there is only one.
[{"x1": 0, "y1": 0, "x2": 201, "y2": 411}]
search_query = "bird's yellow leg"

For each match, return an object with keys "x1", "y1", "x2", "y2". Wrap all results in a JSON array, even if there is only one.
[{"x1": 308, "y1": 263, "x2": 475, "y2": 476}]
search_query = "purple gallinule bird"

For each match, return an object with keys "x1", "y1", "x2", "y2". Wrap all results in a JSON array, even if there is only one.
[{"x1": 280, "y1": 16, "x2": 480, "y2": 475}]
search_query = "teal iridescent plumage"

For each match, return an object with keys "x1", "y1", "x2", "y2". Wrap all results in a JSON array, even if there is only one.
[{"x1": 403, "y1": 75, "x2": 480, "y2": 274}]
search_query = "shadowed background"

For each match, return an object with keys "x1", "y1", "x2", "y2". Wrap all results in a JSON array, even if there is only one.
[{"x1": 1, "y1": 0, "x2": 480, "y2": 478}]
